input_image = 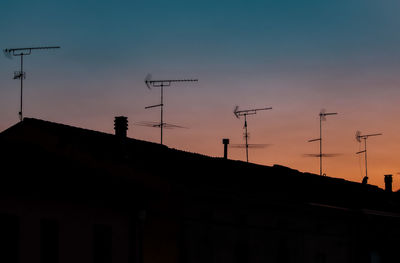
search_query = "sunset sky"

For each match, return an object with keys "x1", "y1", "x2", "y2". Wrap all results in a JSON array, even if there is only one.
[{"x1": 2, "y1": 0, "x2": 400, "y2": 189}]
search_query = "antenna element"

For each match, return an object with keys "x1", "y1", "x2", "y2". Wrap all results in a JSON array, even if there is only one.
[
  {"x1": 3, "y1": 46, "x2": 60, "y2": 121},
  {"x1": 144, "y1": 74, "x2": 198, "y2": 145},
  {"x1": 308, "y1": 109, "x2": 337, "y2": 176},
  {"x1": 233, "y1": 105, "x2": 272, "y2": 162},
  {"x1": 355, "y1": 131, "x2": 382, "y2": 184}
]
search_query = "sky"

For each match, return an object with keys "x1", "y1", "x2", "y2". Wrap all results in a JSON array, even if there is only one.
[{"x1": 2, "y1": 0, "x2": 400, "y2": 189}]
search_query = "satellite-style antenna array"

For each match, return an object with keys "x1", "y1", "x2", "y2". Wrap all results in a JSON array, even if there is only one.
[
  {"x1": 355, "y1": 131, "x2": 382, "y2": 184},
  {"x1": 233, "y1": 105, "x2": 272, "y2": 162},
  {"x1": 3, "y1": 46, "x2": 60, "y2": 121},
  {"x1": 308, "y1": 109, "x2": 337, "y2": 176},
  {"x1": 144, "y1": 74, "x2": 198, "y2": 145}
]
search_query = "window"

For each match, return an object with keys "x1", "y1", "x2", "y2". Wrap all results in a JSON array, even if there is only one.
[
  {"x1": 93, "y1": 224, "x2": 112, "y2": 263},
  {"x1": 40, "y1": 219, "x2": 59, "y2": 263}
]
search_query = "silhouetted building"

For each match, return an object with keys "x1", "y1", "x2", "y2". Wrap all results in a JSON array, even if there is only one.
[{"x1": 1, "y1": 118, "x2": 400, "y2": 263}]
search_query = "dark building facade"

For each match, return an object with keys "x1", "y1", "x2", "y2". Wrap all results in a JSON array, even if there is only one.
[{"x1": 1, "y1": 118, "x2": 400, "y2": 263}]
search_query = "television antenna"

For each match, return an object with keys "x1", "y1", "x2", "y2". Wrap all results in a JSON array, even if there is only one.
[
  {"x1": 233, "y1": 105, "x2": 272, "y2": 162},
  {"x1": 355, "y1": 131, "x2": 382, "y2": 184},
  {"x1": 308, "y1": 109, "x2": 337, "y2": 176},
  {"x1": 3, "y1": 46, "x2": 60, "y2": 121},
  {"x1": 144, "y1": 74, "x2": 198, "y2": 145}
]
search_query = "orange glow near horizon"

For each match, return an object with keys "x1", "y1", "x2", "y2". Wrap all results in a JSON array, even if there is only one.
[{"x1": 2, "y1": 71, "x2": 400, "y2": 191}]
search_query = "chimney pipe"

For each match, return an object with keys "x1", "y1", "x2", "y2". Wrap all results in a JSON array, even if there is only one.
[
  {"x1": 222, "y1": 138, "x2": 230, "y2": 159},
  {"x1": 384, "y1": 174, "x2": 393, "y2": 193},
  {"x1": 114, "y1": 116, "x2": 128, "y2": 138}
]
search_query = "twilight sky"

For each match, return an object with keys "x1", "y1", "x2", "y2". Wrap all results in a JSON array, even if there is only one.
[{"x1": 2, "y1": 0, "x2": 400, "y2": 189}]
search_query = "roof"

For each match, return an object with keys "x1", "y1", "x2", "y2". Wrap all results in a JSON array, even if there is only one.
[{"x1": 0, "y1": 117, "x2": 397, "y2": 212}]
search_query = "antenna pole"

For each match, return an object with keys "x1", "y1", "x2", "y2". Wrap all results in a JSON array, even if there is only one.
[
  {"x1": 20, "y1": 54, "x2": 24, "y2": 121},
  {"x1": 160, "y1": 84, "x2": 164, "y2": 145},
  {"x1": 364, "y1": 138, "x2": 368, "y2": 180},
  {"x1": 319, "y1": 114, "x2": 322, "y2": 176},
  {"x1": 244, "y1": 114, "x2": 249, "y2": 162}
]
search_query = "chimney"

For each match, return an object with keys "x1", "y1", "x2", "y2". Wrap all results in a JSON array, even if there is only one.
[
  {"x1": 384, "y1": 174, "x2": 393, "y2": 193},
  {"x1": 114, "y1": 116, "x2": 128, "y2": 138},
  {"x1": 222, "y1": 138, "x2": 230, "y2": 159}
]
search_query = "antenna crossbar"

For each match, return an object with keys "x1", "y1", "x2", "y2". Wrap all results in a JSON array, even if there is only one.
[
  {"x1": 234, "y1": 107, "x2": 272, "y2": 118},
  {"x1": 4, "y1": 46, "x2": 60, "y2": 56},
  {"x1": 358, "y1": 133, "x2": 383, "y2": 139},
  {"x1": 235, "y1": 111, "x2": 257, "y2": 117},
  {"x1": 145, "y1": 79, "x2": 198, "y2": 88},
  {"x1": 145, "y1": 103, "x2": 163, "y2": 109},
  {"x1": 146, "y1": 79, "x2": 198, "y2": 84},
  {"x1": 320, "y1": 112, "x2": 337, "y2": 116}
]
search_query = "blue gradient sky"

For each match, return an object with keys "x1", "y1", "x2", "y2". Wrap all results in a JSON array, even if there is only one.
[{"x1": 2, "y1": 0, "x2": 400, "y2": 189}]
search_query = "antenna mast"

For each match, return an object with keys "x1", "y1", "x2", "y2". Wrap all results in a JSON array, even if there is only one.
[
  {"x1": 355, "y1": 131, "x2": 382, "y2": 184},
  {"x1": 144, "y1": 74, "x2": 198, "y2": 145},
  {"x1": 3, "y1": 46, "x2": 60, "y2": 121},
  {"x1": 233, "y1": 106, "x2": 272, "y2": 162},
  {"x1": 308, "y1": 109, "x2": 337, "y2": 176}
]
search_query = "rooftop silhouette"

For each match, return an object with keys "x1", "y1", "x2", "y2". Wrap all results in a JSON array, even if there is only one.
[
  {"x1": 0, "y1": 117, "x2": 395, "y2": 210},
  {"x1": 1, "y1": 117, "x2": 400, "y2": 263}
]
